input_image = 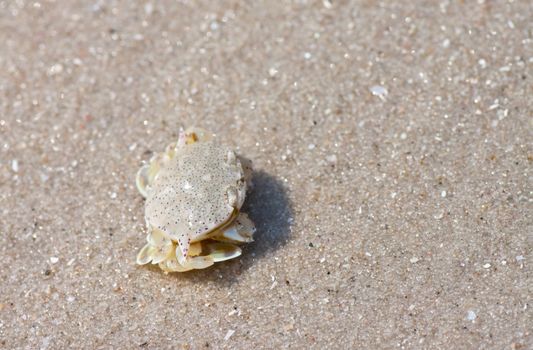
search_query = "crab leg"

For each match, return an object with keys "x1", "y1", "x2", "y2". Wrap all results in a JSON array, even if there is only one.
[
  {"x1": 210, "y1": 213, "x2": 255, "y2": 243},
  {"x1": 136, "y1": 152, "x2": 169, "y2": 198},
  {"x1": 237, "y1": 156, "x2": 253, "y2": 188},
  {"x1": 136, "y1": 164, "x2": 155, "y2": 198}
]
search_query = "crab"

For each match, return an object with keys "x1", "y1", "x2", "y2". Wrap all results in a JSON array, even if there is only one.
[{"x1": 135, "y1": 127, "x2": 255, "y2": 272}]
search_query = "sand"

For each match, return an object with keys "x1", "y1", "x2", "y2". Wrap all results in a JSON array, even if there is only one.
[{"x1": 0, "y1": 1, "x2": 531, "y2": 349}]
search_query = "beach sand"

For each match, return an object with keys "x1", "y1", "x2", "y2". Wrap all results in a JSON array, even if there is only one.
[{"x1": 0, "y1": 1, "x2": 531, "y2": 348}]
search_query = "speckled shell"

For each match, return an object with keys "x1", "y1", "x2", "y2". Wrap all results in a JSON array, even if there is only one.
[{"x1": 145, "y1": 141, "x2": 245, "y2": 256}]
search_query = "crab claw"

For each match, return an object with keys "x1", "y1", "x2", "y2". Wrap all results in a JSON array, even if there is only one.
[
  {"x1": 159, "y1": 257, "x2": 192, "y2": 272},
  {"x1": 175, "y1": 245, "x2": 214, "y2": 269},
  {"x1": 136, "y1": 243, "x2": 173, "y2": 265},
  {"x1": 136, "y1": 152, "x2": 167, "y2": 198},
  {"x1": 158, "y1": 250, "x2": 193, "y2": 272},
  {"x1": 136, "y1": 229, "x2": 174, "y2": 265},
  {"x1": 203, "y1": 242, "x2": 242, "y2": 262},
  {"x1": 149, "y1": 244, "x2": 173, "y2": 264}
]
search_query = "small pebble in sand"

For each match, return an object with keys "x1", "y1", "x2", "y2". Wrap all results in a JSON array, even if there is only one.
[
  {"x1": 466, "y1": 310, "x2": 477, "y2": 321},
  {"x1": 11, "y1": 159, "x2": 19, "y2": 172},
  {"x1": 326, "y1": 154, "x2": 337, "y2": 164},
  {"x1": 268, "y1": 67, "x2": 278, "y2": 77},
  {"x1": 224, "y1": 329, "x2": 235, "y2": 341},
  {"x1": 50, "y1": 257, "x2": 59, "y2": 264},
  {"x1": 483, "y1": 263, "x2": 491, "y2": 269},
  {"x1": 434, "y1": 211, "x2": 445, "y2": 220},
  {"x1": 270, "y1": 281, "x2": 278, "y2": 290},
  {"x1": 370, "y1": 85, "x2": 388, "y2": 100},
  {"x1": 48, "y1": 63, "x2": 63, "y2": 75},
  {"x1": 228, "y1": 309, "x2": 237, "y2": 316},
  {"x1": 410, "y1": 257, "x2": 420, "y2": 264}
]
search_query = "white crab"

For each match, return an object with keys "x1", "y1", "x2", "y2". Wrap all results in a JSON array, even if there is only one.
[{"x1": 135, "y1": 127, "x2": 255, "y2": 272}]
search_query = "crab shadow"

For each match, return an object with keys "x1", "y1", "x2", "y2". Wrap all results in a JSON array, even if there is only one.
[{"x1": 175, "y1": 170, "x2": 293, "y2": 286}]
